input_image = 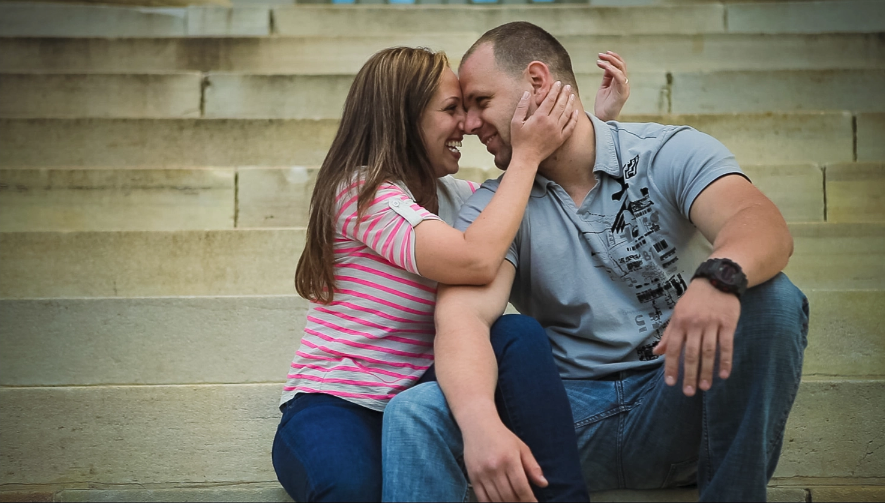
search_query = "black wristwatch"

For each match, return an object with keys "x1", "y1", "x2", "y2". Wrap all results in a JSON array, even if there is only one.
[{"x1": 692, "y1": 258, "x2": 748, "y2": 298}]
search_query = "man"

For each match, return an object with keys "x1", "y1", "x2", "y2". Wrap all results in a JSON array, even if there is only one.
[{"x1": 382, "y1": 22, "x2": 809, "y2": 502}]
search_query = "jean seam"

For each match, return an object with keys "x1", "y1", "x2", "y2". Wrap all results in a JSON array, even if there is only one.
[{"x1": 701, "y1": 391, "x2": 713, "y2": 486}]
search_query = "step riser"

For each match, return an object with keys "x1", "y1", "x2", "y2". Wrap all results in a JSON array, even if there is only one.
[
  {"x1": 0, "y1": 164, "x2": 836, "y2": 232},
  {"x1": 0, "y1": 74, "x2": 203, "y2": 119},
  {"x1": 826, "y1": 163, "x2": 885, "y2": 223},
  {"x1": 858, "y1": 114, "x2": 885, "y2": 162},
  {"x1": 0, "y1": 114, "x2": 860, "y2": 169},
  {"x1": 0, "y1": 291, "x2": 879, "y2": 387},
  {"x1": 0, "y1": 230, "x2": 306, "y2": 298},
  {"x1": 272, "y1": 4, "x2": 726, "y2": 36},
  {"x1": 0, "y1": 4, "x2": 270, "y2": 37},
  {"x1": 0, "y1": 224, "x2": 882, "y2": 297},
  {"x1": 0, "y1": 168, "x2": 235, "y2": 232},
  {"x1": 0, "y1": 380, "x2": 880, "y2": 486},
  {"x1": 3, "y1": 34, "x2": 883, "y2": 74},
  {"x1": 9, "y1": 70, "x2": 880, "y2": 120}
]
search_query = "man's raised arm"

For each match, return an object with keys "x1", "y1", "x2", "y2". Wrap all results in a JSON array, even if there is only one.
[{"x1": 434, "y1": 261, "x2": 547, "y2": 503}]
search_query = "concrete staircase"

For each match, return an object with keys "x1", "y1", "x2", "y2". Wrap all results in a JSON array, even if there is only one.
[{"x1": 1, "y1": 0, "x2": 883, "y2": 501}]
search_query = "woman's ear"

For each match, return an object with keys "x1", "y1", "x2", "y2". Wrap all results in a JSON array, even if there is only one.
[{"x1": 525, "y1": 61, "x2": 554, "y2": 107}]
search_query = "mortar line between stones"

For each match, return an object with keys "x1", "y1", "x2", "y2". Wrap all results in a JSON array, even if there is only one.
[
  {"x1": 805, "y1": 487, "x2": 812, "y2": 502},
  {"x1": 199, "y1": 74, "x2": 208, "y2": 118},
  {"x1": 852, "y1": 114, "x2": 858, "y2": 162},
  {"x1": 234, "y1": 169, "x2": 240, "y2": 228},
  {"x1": 822, "y1": 165, "x2": 828, "y2": 222},
  {"x1": 269, "y1": 8, "x2": 277, "y2": 35},
  {"x1": 665, "y1": 72, "x2": 673, "y2": 114}
]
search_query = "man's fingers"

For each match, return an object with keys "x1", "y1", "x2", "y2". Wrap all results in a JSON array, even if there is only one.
[
  {"x1": 718, "y1": 322, "x2": 736, "y2": 380},
  {"x1": 535, "y1": 81, "x2": 562, "y2": 116},
  {"x1": 662, "y1": 326, "x2": 683, "y2": 387},
  {"x1": 681, "y1": 328, "x2": 702, "y2": 397},
  {"x1": 521, "y1": 443, "x2": 548, "y2": 488},
  {"x1": 699, "y1": 326, "x2": 718, "y2": 391},
  {"x1": 474, "y1": 483, "x2": 491, "y2": 503}
]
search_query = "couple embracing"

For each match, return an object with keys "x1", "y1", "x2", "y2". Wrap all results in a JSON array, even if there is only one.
[{"x1": 273, "y1": 21, "x2": 808, "y2": 503}]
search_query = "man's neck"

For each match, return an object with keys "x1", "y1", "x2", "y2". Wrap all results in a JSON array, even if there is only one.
[{"x1": 537, "y1": 113, "x2": 597, "y2": 207}]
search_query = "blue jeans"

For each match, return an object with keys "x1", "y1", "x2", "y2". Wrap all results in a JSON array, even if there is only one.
[{"x1": 382, "y1": 273, "x2": 809, "y2": 502}]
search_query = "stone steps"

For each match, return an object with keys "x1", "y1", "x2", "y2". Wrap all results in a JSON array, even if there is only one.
[
  {"x1": 1, "y1": 379, "x2": 881, "y2": 487},
  {"x1": 0, "y1": 113, "x2": 871, "y2": 169},
  {"x1": 4, "y1": 163, "x2": 883, "y2": 231},
  {"x1": 3, "y1": 70, "x2": 884, "y2": 119},
  {"x1": 0, "y1": 223, "x2": 881, "y2": 298},
  {"x1": 0, "y1": 291, "x2": 879, "y2": 386},
  {"x1": 3, "y1": 33, "x2": 884, "y2": 74},
  {"x1": 2, "y1": 1, "x2": 882, "y2": 38}
]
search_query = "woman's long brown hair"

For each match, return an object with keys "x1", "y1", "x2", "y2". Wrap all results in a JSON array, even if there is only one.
[{"x1": 295, "y1": 47, "x2": 449, "y2": 304}]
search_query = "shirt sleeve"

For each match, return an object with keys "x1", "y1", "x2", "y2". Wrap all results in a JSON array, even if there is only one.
[
  {"x1": 454, "y1": 180, "x2": 520, "y2": 268},
  {"x1": 649, "y1": 126, "x2": 747, "y2": 220},
  {"x1": 337, "y1": 183, "x2": 441, "y2": 275}
]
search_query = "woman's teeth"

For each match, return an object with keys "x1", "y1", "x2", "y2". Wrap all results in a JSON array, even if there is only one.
[{"x1": 446, "y1": 140, "x2": 462, "y2": 153}]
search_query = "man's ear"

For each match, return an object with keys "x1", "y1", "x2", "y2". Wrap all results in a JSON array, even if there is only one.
[{"x1": 525, "y1": 61, "x2": 554, "y2": 107}]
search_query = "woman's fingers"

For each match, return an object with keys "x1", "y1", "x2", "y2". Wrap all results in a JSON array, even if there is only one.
[
  {"x1": 510, "y1": 90, "x2": 531, "y2": 125},
  {"x1": 534, "y1": 81, "x2": 563, "y2": 116}
]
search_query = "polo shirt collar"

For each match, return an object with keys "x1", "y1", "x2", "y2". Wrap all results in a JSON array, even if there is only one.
[{"x1": 530, "y1": 113, "x2": 621, "y2": 197}]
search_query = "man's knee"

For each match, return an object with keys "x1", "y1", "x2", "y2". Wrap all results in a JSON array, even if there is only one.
[
  {"x1": 735, "y1": 273, "x2": 809, "y2": 363},
  {"x1": 385, "y1": 382, "x2": 455, "y2": 433},
  {"x1": 489, "y1": 314, "x2": 551, "y2": 358}
]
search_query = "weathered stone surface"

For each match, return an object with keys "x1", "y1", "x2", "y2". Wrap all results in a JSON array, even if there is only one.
[
  {"x1": 621, "y1": 112, "x2": 853, "y2": 165},
  {"x1": 774, "y1": 378, "x2": 885, "y2": 479},
  {"x1": 236, "y1": 166, "x2": 317, "y2": 228},
  {"x1": 3, "y1": 34, "x2": 882, "y2": 74},
  {"x1": 0, "y1": 119, "x2": 338, "y2": 168},
  {"x1": 743, "y1": 164, "x2": 824, "y2": 222},
  {"x1": 804, "y1": 291, "x2": 885, "y2": 377},
  {"x1": 826, "y1": 163, "x2": 885, "y2": 222},
  {"x1": 57, "y1": 484, "x2": 293, "y2": 502},
  {"x1": 205, "y1": 71, "x2": 666, "y2": 119},
  {"x1": 1, "y1": 380, "x2": 878, "y2": 486},
  {"x1": 0, "y1": 168, "x2": 234, "y2": 231},
  {"x1": 785, "y1": 223, "x2": 885, "y2": 290},
  {"x1": 0, "y1": 229, "x2": 305, "y2": 298},
  {"x1": 0, "y1": 73, "x2": 202, "y2": 119},
  {"x1": 186, "y1": 6, "x2": 270, "y2": 36},
  {"x1": 272, "y1": 4, "x2": 725, "y2": 37},
  {"x1": 669, "y1": 70, "x2": 885, "y2": 114},
  {"x1": 0, "y1": 296, "x2": 306, "y2": 386},
  {"x1": 857, "y1": 114, "x2": 885, "y2": 162},
  {"x1": 0, "y1": 491, "x2": 53, "y2": 502},
  {"x1": 727, "y1": 0, "x2": 885, "y2": 34},
  {"x1": 0, "y1": 384, "x2": 283, "y2": 486},
  {"x1": 0, "y1": 113, "x2": 853, "y2": 168},
  {"x1": 809, "y1": 486, "x2": 885, "y2": 502},
  {"x1": 0, "y1": 3, "x2": 187, "y2": 37},
  {"x1": 204, "y1": 74, "x2": 354, "y2": 119}
]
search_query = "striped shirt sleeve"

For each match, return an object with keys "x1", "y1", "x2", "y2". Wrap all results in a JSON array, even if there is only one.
[{"x1": 337, "y1": 183, "x2": 440, "y2": 275}]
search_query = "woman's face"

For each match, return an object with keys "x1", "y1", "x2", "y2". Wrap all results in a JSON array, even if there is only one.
[{"x1": 420, "y1": 67, "x2": 466, "y2": 178}]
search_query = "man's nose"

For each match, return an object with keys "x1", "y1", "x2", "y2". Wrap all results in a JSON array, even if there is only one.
[{"x1": 465, "y1": 109, "x2": 482, "y2": 135}]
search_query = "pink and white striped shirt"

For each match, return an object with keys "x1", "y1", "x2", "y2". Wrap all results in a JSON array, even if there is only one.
[{"x1": 282, "y1": 179, "x2": 471, "y2": 411}]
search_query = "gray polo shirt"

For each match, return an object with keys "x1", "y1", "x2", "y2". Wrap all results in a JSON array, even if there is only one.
[{"x1": 454, "y1": 115, "x2": 744, "y2": 379}]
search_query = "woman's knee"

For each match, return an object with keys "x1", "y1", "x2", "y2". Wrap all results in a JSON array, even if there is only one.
[{"x1": 489, "y1": 314, "x2": 551, "y2": 357}]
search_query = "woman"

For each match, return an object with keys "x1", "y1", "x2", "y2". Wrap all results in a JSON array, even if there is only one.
[{"x1": 272, "y1": 46, "x2": 629, "y2": 502}]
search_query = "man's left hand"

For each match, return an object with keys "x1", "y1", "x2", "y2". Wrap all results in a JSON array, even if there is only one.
[{"x1": 653, "y1": 278, "x2": 741, "y2": 396}]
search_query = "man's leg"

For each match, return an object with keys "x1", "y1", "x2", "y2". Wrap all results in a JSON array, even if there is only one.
[
  {"x1": 382, "y1": 382, "x2": 470, "y2": 502},
  {"x1": 615, "y1": 273, "x2": 809, "y2": 501},
  {"x1": 489, "y1": 314, "x2": 590, "y2": 502}
]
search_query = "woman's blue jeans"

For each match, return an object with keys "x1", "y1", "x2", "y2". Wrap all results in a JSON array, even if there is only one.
[{"x1": 382, "y1": 273, "x2": 809, "y2": 502}]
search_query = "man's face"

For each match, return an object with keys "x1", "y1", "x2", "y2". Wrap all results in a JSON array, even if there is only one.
[{"x1": 459, "y1": 44, "x2": 528, "y2": 170}]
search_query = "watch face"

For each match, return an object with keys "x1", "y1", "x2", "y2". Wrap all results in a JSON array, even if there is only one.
[{"x1": 719, "y1": 264, "x2": 737, "y2": 283}]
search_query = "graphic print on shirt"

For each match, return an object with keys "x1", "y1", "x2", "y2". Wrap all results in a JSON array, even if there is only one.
[{"x1": 585, "y1": 155, "x2": 688, "y2": 361}]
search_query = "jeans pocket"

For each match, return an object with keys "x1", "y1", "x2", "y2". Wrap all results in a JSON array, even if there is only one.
[{"x1": 661, "y1": 457, "x2": 698, "y2": 488}]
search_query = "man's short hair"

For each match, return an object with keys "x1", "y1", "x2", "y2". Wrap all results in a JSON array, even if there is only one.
[{"x1": 461, "y1": 21, "x2": 579, "y2": 93}]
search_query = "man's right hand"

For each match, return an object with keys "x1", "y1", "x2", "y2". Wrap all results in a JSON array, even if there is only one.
[{"x1": 463, "y1": 417, "x2": 548, "y2": 502}]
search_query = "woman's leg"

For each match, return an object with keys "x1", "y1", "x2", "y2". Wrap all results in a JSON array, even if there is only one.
[
  {"x1": 272, "y1": 393, "x2": 384, "y2": 502},
  {"x1": 489, "y1": 314, "x2": 589, "y2": 502}
]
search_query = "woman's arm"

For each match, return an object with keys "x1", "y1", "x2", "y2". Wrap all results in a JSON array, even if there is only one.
[{"x1": 413, "y1": 82, "x2": 577, "y2": 285}]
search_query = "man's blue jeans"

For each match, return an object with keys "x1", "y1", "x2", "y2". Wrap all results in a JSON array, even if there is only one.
[{"x1": 382, "y1": 273, "x2": 809, "y2": 502}]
